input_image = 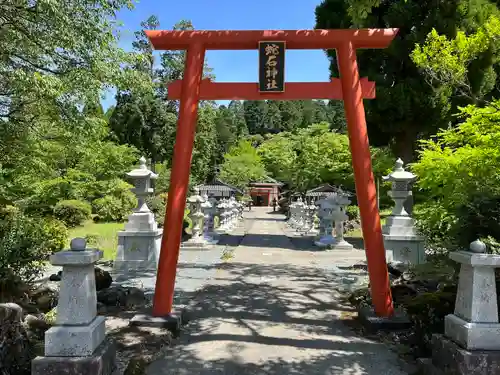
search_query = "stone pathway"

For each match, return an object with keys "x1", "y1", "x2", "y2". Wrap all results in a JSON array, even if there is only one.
[{"x1": 146, "y1": 207, "x2": 410, "y2": 375}]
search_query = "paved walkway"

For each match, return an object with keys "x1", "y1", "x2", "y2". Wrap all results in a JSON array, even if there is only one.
[{"x1": 147, "y1": 208, "x2": 409, "y2": 375}]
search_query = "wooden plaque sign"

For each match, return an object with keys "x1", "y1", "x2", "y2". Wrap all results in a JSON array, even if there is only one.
[{"x1": 258, "y1": 41, "x2": 285, "y2": 92}]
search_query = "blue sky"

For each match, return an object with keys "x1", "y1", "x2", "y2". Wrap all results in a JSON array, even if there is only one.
[{"x1": 104, "y1": 0, "x2": 331, "y2": 109}]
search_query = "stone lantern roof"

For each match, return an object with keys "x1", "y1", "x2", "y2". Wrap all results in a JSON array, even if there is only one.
[
  {"x1": 126, "y1": 156, "x2": 158, "y2": 180},
  {"x1": 383, "y1": 158, "x2": 416, "y2": 182}
]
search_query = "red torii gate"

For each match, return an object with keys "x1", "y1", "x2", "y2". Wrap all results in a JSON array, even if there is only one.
[{"x1": 146, "y1": 28, "x2": 398, "y2": 318}]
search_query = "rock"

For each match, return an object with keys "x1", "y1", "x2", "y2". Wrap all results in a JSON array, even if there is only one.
[
  {"x1": 98, "y1": 259, "x2": 114, "y2": 267},
  {"x1": 97, "y1": 286, "x2": 146, "y2": 309},
  {"x1": 24, "y1": 314, "x2": 51, "y2": 331},
  {"x1": 391, "y1": 284, "x2": 418, "y2": 304},
  {"x1": 387, "y1": 262, "x2": 408, "y2": 277},
  {"x1": 97, "y1": 301, "x2": 107, "y2": 314},
  {"x1": 0, "y1": 270, "x2": 30, "y2": 304},
  {"x1": 48, "y1": 273, "x2": 61, "y2": 282},
  {"x1": 95, "y1": 266, "x2": 113, "y2": 291},
  {"x1": 0, "y1": 303, "x2": 33, "y2": 375},
  {"x1": 0, "y1": 302, "x2": 24, "y2": 323},
  {"x1": 30, "y1": 285, "x2": 58, "y2": 313}
]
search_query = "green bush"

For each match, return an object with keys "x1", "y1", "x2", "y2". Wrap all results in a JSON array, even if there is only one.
[
  {"x1": 0, "y1": 208, "x2": 68, "y2": 281},
  {"x1": 411, "y1": 100, "x2": 500, "y2": 253},
  {"x1": 54, "y1": 199, "x2": 91, "y2": 227},
  {"x1": 454, "y1": 193, "x2": 500, "y2": 252},
  {"x1": 91, "y1": 179, "x2": 136, "y2": 222},
  {"x1": 93, "y1": 194, "x2": 135, "y2": 222},
  {"x1": 345, "y1": 205, "x2": 360, "y2": 221},
  {"x1": 146, "y1": 194, "x2": 167, "y2": 226}
]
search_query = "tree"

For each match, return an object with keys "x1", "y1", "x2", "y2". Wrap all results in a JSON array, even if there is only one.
[
  {"x1": 315, "y1": 0, "x2": 500, "y2": 162},
  {"x1": 258, "y1": 122, "x2": 393, "y2": 194},
  {"x1": 244, "y1": 101, "x2": 268, "y2": 134},
  {"x1": 278, "y1": 101, "x2": 302, "y2": 131},
  {"x1": 327, "y1": 100, "x2": 347, "y2": 132},
  {"x1": 108, "y1": 93, "x2": 177, "y2": 165},
  {"x1": 411, "y1": 16, "x2": 500, "y2": 106},
  {"x1": 0, "y1": 0, "x2": 149, "y2": 127},
  {"x1": 265, "y1": 101, "x2": 282, "y2": 132},
  {"x1": 219, "y1": 140, "x2": 267, "y2": 189},
  {"x1": 228, "y1": 100, "x2": 248, "y2": 137},
  {"x1": 191, "y1": 105, "x2": 218, "y2": 184}
]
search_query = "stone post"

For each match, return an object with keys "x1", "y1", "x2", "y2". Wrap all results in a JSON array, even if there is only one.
[
  {"x1": 314, "y1": 196, "x2": 337, "y2": 248},
  {"x1": 382, "y1": 158, "x2": 425, "y2": 265},
  {"x1": 420, "y1": 240, "x2": 500, "y2": 375},
  {"x1": 181, "y1": 187, "x2": 210, "y2": 250},
  {"x1": 32, "y1": 238, "x2": 115, "y2": 375},
  {"x1": 114, "y1": 156, "x2": 162, "y2": 274},
  {"x1": 331, "y1": 193, "x2": 353, "y2": 250}
]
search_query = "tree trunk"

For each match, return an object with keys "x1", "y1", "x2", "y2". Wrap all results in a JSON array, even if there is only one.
[{"x1": 393, "y1": 130, "x2": 417, "y2": 164}]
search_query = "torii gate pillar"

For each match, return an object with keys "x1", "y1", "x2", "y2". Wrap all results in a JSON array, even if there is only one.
[{"x1": 146, "y1": 29, "x2": 398, "y2": 320}]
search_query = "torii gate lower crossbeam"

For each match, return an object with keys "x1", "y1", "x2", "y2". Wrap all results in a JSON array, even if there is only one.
[{"x1": 146, "y1": 28, "x2": 398, "y2": 319}]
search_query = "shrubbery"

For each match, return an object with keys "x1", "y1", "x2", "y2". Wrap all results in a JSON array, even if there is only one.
[
  {"x1": 92, "y1": 179, "x2": 137, "y2": 222},
  {"x1": 0, "y1": 206, "x2": 67, "y2": 282},
  {"x1": 412, "y1": 100, "x2": 500, "y2": 253},
  {"x1": 345, "y1": 205, "x2": 360, "y2": 221},
  {"x1": 54, "y1": 199, "x2": 92, "y2": 227}
]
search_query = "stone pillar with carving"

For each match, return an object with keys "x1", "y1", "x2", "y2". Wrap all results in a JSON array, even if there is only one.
[
  {"x1": 182, "y1": 187, "x2": 210, "y2": 250},
  {"x1": 114, "y1": 156, "x2": 162, "y2": 274},
  {"x1": 420, "y1": 240, "x2": 500, "y2": 374},
  {"x1": 32, "y1": 238, "x2": 116, "y2": 375},
  {"x1": 383, "y1": 158, "x2": 425, "y2": 265}
]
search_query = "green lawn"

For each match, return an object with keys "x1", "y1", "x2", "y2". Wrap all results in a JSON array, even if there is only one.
[
  {"x1": 67, "y1": 221, "x2": 124, "y2": 260},
  {"x1": 346, "y1": 208, "x2": 392, "y2": 238}
]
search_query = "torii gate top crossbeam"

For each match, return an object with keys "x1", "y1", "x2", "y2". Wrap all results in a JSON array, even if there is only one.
[{"x1": 146, "y1": 29, "x2": 398, "y2": 50}]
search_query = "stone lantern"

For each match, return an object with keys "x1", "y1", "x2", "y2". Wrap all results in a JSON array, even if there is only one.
[
  {"x1": 216, "y1": 199, "x2": 229, "y2": 234},
  {"x1": 331, "y1": 193, "x2": 353, "y2": 250},
  {"x1": 182, "y1": 188, "x2": 209, "y2": 250},
  {"x1": 287, "y1": 199, "x2": 299, "y2": 228},
  {"x1": 304, "y1": 199, "x2": 319, "y2": 236},
  {"x1": 382, "y1": 158, "x2": 425, "y2": 265},
  {"x1": 294, "y1": 196, "x2": 307, "y2": 232},
  {"x1": 201, "y1": 193, "x2": 218, "y2": 245},
  {"x1": 314, "y1": 195, "x2": 337, "y2": 248},
  {"x1": 125, "y1": 156, "x2": 158, "y2": 231},
  {"x1": 114, "y1": 156, "x2": 162, "y2": 274}
]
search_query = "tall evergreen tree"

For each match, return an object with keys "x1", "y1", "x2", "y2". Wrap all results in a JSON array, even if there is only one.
[
  {"x1": 244, "y1": 100, "x2": 268, "y2": 134},
  {"x1": 315, "y1": 0, "x2": 500, "y2": 161}
]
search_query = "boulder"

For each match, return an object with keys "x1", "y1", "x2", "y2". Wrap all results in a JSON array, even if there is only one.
[
  {"x1": 95, "y1": 266, "x2": 113, "y2": 291},
  {"x1": 30, "y1": 285, "x2": 58, "y2": 313},
  {"x1": 0, "y1": 303, "x2": 33, "y2": 375},
  {"x1": 97, "y1": 286, "x2": 146, "y2": 309}
]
